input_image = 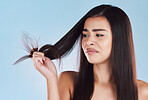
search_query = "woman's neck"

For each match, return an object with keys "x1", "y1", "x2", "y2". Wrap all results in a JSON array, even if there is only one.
[{"x1": 93, "y1": 62, "x2": 112, "y2": 85}]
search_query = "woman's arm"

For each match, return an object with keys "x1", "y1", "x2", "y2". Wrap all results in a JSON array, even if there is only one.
[
  {"x1": 46, "y1": 71, "x2": 74, "y2": 100},
  {"x1": 47, "y1": 78, "x2": 60, "y2": 100}
]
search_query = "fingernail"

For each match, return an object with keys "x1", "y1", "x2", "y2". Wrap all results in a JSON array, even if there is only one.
[{"x1": 41, "y1": 60, "x2": 43, "y2": 64}]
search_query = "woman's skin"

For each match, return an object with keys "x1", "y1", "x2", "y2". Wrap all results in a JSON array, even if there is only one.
[{"x1": 31, "y1": 17, "x2": 148, "y2": 100}]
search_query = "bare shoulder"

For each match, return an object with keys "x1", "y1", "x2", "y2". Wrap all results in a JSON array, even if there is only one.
[
  {"x1": 137, "y1": 79, "x2": 148, "y2": 100},
  {"x1": 58, "y1": 71, "x2": 78, "y2": 100},
  {"x1": 59, "y1": 71, "x2": 78, "y2": 83}
]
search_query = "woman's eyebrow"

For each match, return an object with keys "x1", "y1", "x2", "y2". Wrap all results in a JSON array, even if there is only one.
[{"x1": 82, "y1": 29, "x2": 107, "y2": 32}]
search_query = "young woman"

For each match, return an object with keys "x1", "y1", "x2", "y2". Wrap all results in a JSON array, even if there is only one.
[{"x1": 14, "y1": 4, "x2": 148, "y2": 100}]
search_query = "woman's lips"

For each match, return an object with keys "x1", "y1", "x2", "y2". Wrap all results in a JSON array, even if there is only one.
[
  {"x1": 87, "y1": 51, "x2": 98, "y2": 55},
  {"x1": 86, "y1": 48, "x2": 99, "y2": 55}
]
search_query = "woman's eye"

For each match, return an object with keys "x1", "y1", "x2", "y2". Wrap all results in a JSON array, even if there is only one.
[
  {"x1": 96, "y1": 34, "x2": 103, "y2": 37},
  {"x1": 82, "y1": 34, "x2": 103, "y2": 38},
  {"x1": 82, "y1": 34, "x2": 88, "y2": 37}
]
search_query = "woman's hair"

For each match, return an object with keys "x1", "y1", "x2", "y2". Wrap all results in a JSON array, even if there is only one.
[{"x1": 14, "y1": 4, "x2": 138, "y2": 100}]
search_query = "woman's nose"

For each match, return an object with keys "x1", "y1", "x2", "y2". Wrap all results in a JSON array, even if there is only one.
[{"x1": 86, "y1": 37, "x2": 95, "y2": 45}]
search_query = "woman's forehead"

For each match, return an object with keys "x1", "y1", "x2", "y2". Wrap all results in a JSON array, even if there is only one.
[
  {"x1": 83, "y1": 17, "x2": 111, "y2": 33},
  {"x1": 84, "y1": 17, "x2": 111, "y2": 30}
]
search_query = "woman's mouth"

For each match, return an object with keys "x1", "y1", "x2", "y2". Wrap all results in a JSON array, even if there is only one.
[
  {"x1": 87, "y1": 51, "x2": 98, "y2": 55},
  {"x1": 86, "y1": 48, "x2": 99, "y2": 55}
]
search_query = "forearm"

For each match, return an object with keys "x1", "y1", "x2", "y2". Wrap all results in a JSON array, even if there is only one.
[{"x1": 46, "y1": 79, "x2": 60, "y2": 100}]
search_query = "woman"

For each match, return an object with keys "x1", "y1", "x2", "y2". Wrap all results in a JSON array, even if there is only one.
[{"x1": 14, "y1": 4, "x2": 148, "y2": 100}]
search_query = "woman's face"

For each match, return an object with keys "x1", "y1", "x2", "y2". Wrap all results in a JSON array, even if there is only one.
[{"x1": 81, "y1": 16, "x2": 112, "y2": 64}]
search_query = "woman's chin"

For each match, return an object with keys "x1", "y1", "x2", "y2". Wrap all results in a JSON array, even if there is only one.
[
  {"x1": 87, "y1": 58, "x2": 109, "y2": 65},
  {"x1": 87, "y1": 59, "x2": 100, "y2": 64}
]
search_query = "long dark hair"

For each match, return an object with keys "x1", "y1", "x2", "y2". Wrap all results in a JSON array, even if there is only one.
[{"x1": 14, "y1": 4, "x2": 138, "y2": 100}]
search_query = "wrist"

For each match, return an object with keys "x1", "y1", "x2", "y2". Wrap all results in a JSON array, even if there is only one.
[{"x1": 46, "y1": 75, "x2": 58, "y2": 84}]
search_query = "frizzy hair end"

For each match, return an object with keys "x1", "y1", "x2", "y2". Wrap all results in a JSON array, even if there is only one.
[{"x1": 13, "y1": 33, "x2": 61, "y2": 65}]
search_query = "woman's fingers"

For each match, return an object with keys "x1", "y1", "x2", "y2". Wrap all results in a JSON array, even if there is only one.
[
  {"x1": 30, "y1": 51, "x2": 57, "y2": 80},
  {"x1": 32, "y1": 52, "x2": 45, "y2": 62},
  {"x1": 31, "y1": 52, "x2": 46, "y2": 70},
  {"x1": 33, "y1": 51, "x2": 45, "y2": 58},
  {"x1": 33, "y1": 55, "x2": 45, "y2": 65}
]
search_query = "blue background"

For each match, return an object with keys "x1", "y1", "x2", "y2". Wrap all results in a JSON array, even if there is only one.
[{"x1": 0, "y1": 0, "x2": 148, "y2": 100}]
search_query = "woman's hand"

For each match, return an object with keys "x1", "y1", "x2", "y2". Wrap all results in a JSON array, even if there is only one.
[
  {"x1": 31, "y1": 51, "x2": 58, "y2": 81},
  {"x1": 31, "y1": 52, "x2": 60, "y2": 100}
]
